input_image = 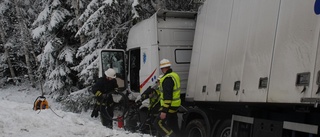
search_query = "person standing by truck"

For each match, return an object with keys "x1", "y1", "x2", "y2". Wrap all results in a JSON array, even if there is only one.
[
  {"x1": 91, "y1": 68, "x2": 118, "y2": 128},
  {"x1": 154, "y1": 59, "x2": 181, "y2": 137}
]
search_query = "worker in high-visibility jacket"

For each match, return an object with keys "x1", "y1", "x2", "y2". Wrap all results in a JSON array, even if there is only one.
[
  {"x1": 153, "y1": 59, "x2": 181, "y2": 137},
  {"x1": 136, "y1": 75, "x2": 163, "y2": 113},
  {"x1": 135, "y1": 75, "x2": 163, "y2": 133}
]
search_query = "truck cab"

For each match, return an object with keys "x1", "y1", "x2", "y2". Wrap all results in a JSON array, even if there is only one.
[{"x1": 100, "y1": 10, "x2": 196, "y2": 96}]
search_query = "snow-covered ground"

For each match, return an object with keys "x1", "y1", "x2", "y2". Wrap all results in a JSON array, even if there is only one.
[{"x1": 0, "y1": 83, "x2": 152, "y2": 137}]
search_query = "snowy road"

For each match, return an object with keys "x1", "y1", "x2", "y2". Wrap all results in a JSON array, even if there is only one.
[{"x1": 0, "y1": 84, "x2": 151, "y2": 137}]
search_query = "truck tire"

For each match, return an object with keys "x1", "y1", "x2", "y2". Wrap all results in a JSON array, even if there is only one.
[
  {"x1": 184, "y1": 119, "x2": 207, "y2": 137},
  {"x1": 214, "y1": 119, "x2": 231, "y2": 137}
]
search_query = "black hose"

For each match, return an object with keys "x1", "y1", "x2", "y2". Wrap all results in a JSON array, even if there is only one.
[{"x1": 99, "y1": 90, "x2": 129, "y2": 121}]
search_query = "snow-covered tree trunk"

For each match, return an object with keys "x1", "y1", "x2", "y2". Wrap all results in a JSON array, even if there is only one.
[
  {"x1": 14, "y1": 0, "x2": 36, "y2": 87},
  {"x1": 72, "y1": 0, "x2": 86, "y2": 45},
  {"x1": 4, "y1": 48, "x2": 15, "y2": 77},
  {"x1": 0, "y1": 17, "x2": 16, "y2": 82}
]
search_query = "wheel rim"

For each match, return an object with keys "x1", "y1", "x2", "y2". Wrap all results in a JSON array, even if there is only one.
[
  {"x1": 219, "y1": 127, "x2": 230, "y2": 137},
  {"x1": 188, "y1": 127, "x2": 204, "y2": 137}
]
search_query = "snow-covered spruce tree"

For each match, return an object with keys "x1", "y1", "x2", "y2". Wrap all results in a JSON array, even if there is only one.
[
  {"x1": 63, "y1": 0, "x2": 197, "y2": 112},
  {"x1": 32, "y1": 0, "x2": 80, "y2": 99},
  {"x1": 0, "y1": 0, "x2": 15, "y2": 86},
  {"x1": 0, "y1": 0, "x2": 40, "y2": 86},
  {"x1": 73, "y1": 0, "x2": 137, "y2": 86},
  {"x1": 72, "y1": 0, "x2": 171, "y2": 87},
  {"x1": 72, "y1": 0, "x2": 197, "y2": 88},
  {"x1": 63, "y1": 0, "x2": 139, "y2": 112},
  {"x1": 13, "y1": 0, "x2": 40, "y2": 87}
]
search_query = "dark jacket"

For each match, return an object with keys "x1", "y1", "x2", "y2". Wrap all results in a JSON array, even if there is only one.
[
  {"x1": 162, "y1": 69, "x2": 174, "y2": 103},
  {"x1": 92, "y1": 77, "x2": 118, "y2": 93},
  {"x1": 92, "y1": 77, "x2": 118, "y2": 103}
]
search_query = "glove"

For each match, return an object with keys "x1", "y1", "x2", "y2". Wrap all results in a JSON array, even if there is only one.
[
  {"x1": 95, "y1": 91, "x2": 103, "y2": 101},
  {"x1": 135, "y1": 95, "x2": 142, "y2": 106},
  {"x1": 91, "y1": 108, "x2": 99, "y2": 118},
  {"x1": 151, "y1": 83, "x2": 158, "y2": 89},
  {"x1": 135, "y1": 95, "x2": 142, "y2": 103},
  {"x1": 95, "y1": 90, "x2": 102, "y2": 97}
]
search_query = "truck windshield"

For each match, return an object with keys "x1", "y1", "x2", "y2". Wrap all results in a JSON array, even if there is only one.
[{"x1": 100, "y1": 50, "x2": 126, "y2": 91}]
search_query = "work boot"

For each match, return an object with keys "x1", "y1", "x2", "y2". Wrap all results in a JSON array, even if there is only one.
[{"x1": 102, "y1": 122, "x2": 112, "y2": 129}]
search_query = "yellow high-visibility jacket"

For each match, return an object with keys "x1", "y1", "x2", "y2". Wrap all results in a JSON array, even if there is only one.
[{"x1": 159, "y1": 72, "x2": 181, "y2": 113}]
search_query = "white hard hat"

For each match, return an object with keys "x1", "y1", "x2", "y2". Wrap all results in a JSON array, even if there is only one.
[
  {"x1": 105, "y1": 68, "x2": 116, "y2": 79},
  {"x1": 159, "y1": 59, "x2": 171, "y2": 68}
]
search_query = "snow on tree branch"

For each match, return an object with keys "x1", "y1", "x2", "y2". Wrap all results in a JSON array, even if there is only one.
[
  {"x1": 32, "y1": 25, "x2": 46, "y2": 39},
  {"x1": 51, "y1": 0, "x2": 61, "y2": 8},
  {"x1": 76, "y1": 38, "x2": 97, "y2": 57},
  {"x1": 131, "y1": 0, "x2": 139, "y2": 18},
  {"x1": 73, "y1": 50, "x2": 98, "y2": 72},
  {"x1": 33, "y1": 6, "x2": 50, "y2": 26},
  {"x1": 44, "y1": 40, "x2": 55, "y2": 53},
  {"x1": 49, "y1": 9, "x2": 71, "y2": 31},
  {"x1": 78, "y1": 0, "x2": 100, "y2": 22},
  {"x1": 58, "y1": 46, "x2": 75, "y2": 64},
  {"x1": 76, "y1": 5, "x2": 105, "y2": 37},
  {"x1": 0, "y1": 0, "x2": 11, "y2": 14}
]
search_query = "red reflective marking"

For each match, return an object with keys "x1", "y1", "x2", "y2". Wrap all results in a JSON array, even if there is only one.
[{"x1": 140, "y1": 69, "x2": 157, "y2": 90}]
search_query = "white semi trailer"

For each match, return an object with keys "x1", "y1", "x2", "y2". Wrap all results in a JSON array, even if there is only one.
[
  {"x1": 99, "y1": 0, "x2": 320, "y2": 136},
  {"x1": 182, "y1": 0, "x2": 320, "y2": 137}
]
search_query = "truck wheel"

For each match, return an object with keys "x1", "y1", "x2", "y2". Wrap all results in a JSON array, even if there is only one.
[
  {"x1": 214, "y1": 119, "x2": 231, "y2": 137},
  {"x1": 184, "y1": 119, "x2": 206, "y2": 137}
]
